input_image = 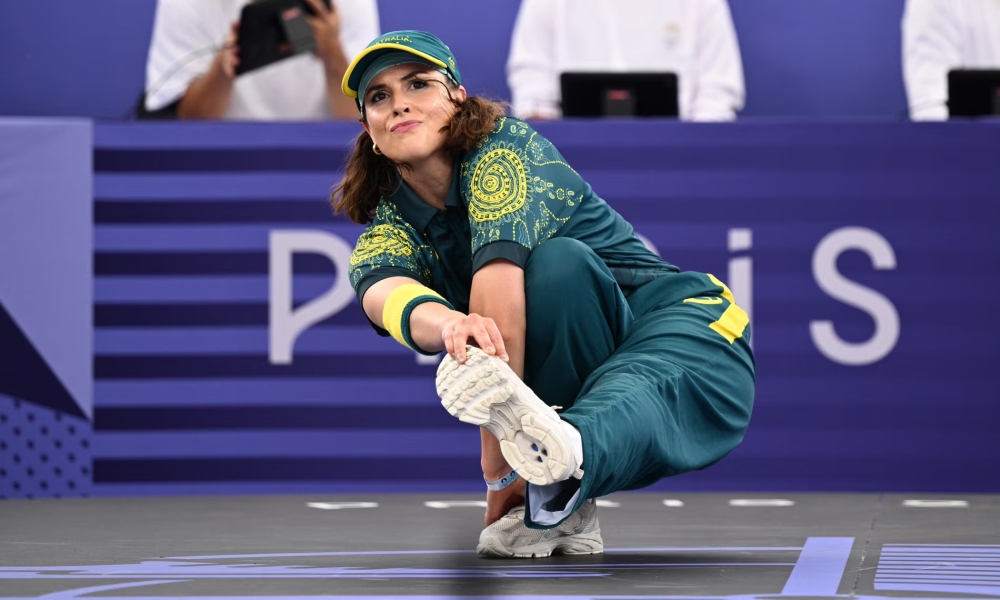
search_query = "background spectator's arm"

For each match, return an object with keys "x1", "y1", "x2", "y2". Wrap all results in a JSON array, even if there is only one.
[
  {"x1": 902, "y1": 0, "x2": 963, "y2": 121},
  {"x1": 145, "y1": 0, "x2": 227, "y2": 117},
  {"x1": 177, "y1": 22, "x2": 238, "y2": 120},
  {"x1": 506, "y1": 0, "x2": 560, "y2": 120},
  {"x1": 689, "y1": 0, "x2": 745, "y2": 121},
  {"x1": 306, "y1": 0, "x2": 380, "y2": 119}
]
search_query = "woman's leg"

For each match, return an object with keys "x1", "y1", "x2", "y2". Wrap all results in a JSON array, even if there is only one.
[
  {"x1": 521, "y1": 238, "x2": 634, "y2": 409},
  {"x1": 439, "y1": 237, "x2": 754, "y2": 528},
  {"x1": 525, "y1": 272, "x2": 755, "y2": 528}
]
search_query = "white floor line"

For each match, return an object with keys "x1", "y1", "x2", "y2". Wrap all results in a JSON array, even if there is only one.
[
  {"x1": 662, "y1": 499, "x2": 685, "y2": 507},
  {"x1": 306, "y1": 502, "x2": 379, "y2": 510},
  {"x1": 424, "y1": 500, "x2": 488, "y2": 509},
  {"x1": 902, "y1": 499, "x2": 969, "y2": 508},
  {"x1": 730, "y1": 499, "x2": 795, "y2": 507},
  {"x1": 596, "y1": 499, "x2": 621, "y2": 508}
]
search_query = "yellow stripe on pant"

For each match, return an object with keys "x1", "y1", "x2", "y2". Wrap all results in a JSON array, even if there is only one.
[{"x1": 683, "y1": 274, "x2": 749, "y2": 344}]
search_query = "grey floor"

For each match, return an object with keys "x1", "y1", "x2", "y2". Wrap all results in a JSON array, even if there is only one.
[{"x1": 1, "y1": 492, "x2": 998, "y2": 599}]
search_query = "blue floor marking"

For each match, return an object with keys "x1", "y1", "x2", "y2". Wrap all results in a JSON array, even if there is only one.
[
  {"x1": 780, "y1": 537, "x2": 854, "y2": 596},
  {"x1": 10, "y1": 538, "x2": 994, "y2": 599}
]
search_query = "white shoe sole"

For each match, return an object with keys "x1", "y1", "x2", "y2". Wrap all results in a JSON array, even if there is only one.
[
  {"x1": 436, "y1": 347, "x2": 577, "y2": 486},
  {"x1": 477, "y1": 531, "x2": 604, "y2": 558}
]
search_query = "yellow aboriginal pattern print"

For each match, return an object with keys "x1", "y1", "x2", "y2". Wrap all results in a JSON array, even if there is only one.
[
  {"x1": 467, "y1": 147, "x2": 528, "y2": 222},
  {"x1": 350, "y1": 224, "x2": 413, "y2": 264},
  {"x1": 349, "y1": 202, "x2": 435, "y2": 287},
  {"x1": 461, "y1": 118, "x2": 583, "y2": 254}
]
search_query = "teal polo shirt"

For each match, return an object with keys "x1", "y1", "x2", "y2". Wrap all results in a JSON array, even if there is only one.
[
  {"x1": 376, "y1": 160, "x2": 531, "y2": 315},
  {"x1": 348, "y1": 117, "x2": 678, "y2": 340}
]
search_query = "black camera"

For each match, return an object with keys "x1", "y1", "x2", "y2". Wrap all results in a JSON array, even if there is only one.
[{"x1": 236, "y1": 0, "x2": 333, "y2": 76}]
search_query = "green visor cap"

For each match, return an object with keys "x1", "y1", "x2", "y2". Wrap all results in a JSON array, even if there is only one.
[{"x1": 342, "y1": 30, "x2": 462, "y2": 111}]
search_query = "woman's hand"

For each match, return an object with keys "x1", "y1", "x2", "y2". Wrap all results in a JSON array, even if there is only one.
[{"x1": 440, "y1": 312, "x2": 509, "y2": 363}]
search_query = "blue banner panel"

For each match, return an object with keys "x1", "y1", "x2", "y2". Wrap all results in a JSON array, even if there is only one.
[
  {"x1": 0, "y1": 118, "x2": 94, "y2": 499},
  {"x1": 92, "y1": 120, "x2": 1000, "y2": 495}
]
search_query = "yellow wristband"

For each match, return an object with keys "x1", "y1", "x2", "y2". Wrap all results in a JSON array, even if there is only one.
[{"x1": 382, "y1": 283, "x2": 453, "y2": 353}]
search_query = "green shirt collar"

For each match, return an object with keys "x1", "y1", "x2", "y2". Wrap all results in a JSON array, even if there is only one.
[{"x1": 389, "y1": 159, "x2": 463, "y2": 232}]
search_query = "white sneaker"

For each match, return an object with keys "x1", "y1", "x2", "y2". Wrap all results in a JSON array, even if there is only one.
[
  {"x1": 436, "y1": 346, "x2": 583, "y2": 486},
  {"x1": 477, "y1": 501, "x2": 604, "y2": 558}
]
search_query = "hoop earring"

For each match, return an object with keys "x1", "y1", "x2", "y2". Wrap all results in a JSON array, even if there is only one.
[{"x1": 372, "y1": 143, "x2": 382, "y2": 156}]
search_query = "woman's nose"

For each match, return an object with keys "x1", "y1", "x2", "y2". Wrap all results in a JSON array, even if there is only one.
[{"x1": 392, "y1": 95, "x2": 410, "y2": 115}]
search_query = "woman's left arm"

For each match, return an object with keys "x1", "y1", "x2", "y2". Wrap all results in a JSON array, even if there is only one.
[
  {"x1": 469, "y1": 258, "x2": 528, "y2": 518},
  {"x1": 469, "y1": 258, "x2": 526, "y2": 377}
]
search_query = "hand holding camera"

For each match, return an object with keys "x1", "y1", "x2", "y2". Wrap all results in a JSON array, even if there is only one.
[
  {"x1": 235, "y1": 0, "x2": 337, "y2": 76},
  {"x1": 301, "y1": 0, "x2": 345, "y2": 73},
  {"x1": 215, "y1": 21, "x2": 241, "y2": 80}
]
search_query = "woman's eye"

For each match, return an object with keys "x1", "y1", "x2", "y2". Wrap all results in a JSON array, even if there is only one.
[
  {"x1": 411, "y1": 80, "x2": 428, "y2": 90},
  {"x1": 370, "y1": 91, "x2": 387, "y2": 104}
]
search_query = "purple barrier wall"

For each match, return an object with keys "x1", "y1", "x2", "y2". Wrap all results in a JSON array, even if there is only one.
[{"x1": 77, "y1": 119, "x2": 1000, "y2": 496}]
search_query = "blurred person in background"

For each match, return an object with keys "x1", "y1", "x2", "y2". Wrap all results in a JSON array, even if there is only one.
[
  {"x1": 144, "y1": 0, "x2": 379, "y2": 120},
  {"x1": 506, "y1": 0, "x2": 745, "y2": 121},
  {"x1": 903, "y1": 0, "x2": 1000, "y2": 121}
]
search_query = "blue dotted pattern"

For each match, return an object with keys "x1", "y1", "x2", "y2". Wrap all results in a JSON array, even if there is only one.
[{"x1": 0, "y1": 394, "x2": 91, "y2": 499}]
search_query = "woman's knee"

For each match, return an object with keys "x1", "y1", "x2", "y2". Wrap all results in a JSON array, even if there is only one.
[{"x1": 525, "y1": 238, "x2": 602, "y2": 292}]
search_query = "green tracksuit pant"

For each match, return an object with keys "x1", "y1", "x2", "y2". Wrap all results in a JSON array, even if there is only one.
[{"x1": 520, "y1": 238, "x2": 755, "y2": 528}]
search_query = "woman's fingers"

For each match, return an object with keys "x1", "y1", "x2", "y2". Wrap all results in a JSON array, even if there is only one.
[
  {"x1": 471, "y1": 322, "x2": 495, "y2": 356},
  {"x1": 452, "y1": 328, "x2": 468, "y2": 362},
  {"x1": 441, "y1": 314, "x2": 507, "y2": 364},
  {"x1": 483, "y1": 319, "x2": 508, "y2": 362}
]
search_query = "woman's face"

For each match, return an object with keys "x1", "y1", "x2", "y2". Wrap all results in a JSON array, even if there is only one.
[{"x1": 362, "y1": 63, "x2": 467, "y2": 165}]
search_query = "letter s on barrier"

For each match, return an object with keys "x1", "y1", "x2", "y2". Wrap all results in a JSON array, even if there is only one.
[
  {"x1": 809, "y1": 227, "x2": 899, "y2": 366},
  {"x1": 269, "y1": 230, "x2": 354, "y2": 364}
]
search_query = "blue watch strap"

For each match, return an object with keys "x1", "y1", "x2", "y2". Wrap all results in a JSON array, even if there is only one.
[{"x1": 484, "y1": 469, "x2": 520, "y2": 492}]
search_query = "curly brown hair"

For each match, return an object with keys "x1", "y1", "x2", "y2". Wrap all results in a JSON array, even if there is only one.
[{"x1": 331, "y1": 86, "x2": 507, "y2": 225}]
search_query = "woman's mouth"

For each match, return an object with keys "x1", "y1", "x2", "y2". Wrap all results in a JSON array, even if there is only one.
[{"x1": 391, "y1": 120, "x2": 421, "y2": 133}]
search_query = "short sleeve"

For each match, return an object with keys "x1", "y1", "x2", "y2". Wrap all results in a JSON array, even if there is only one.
[
  {"x1": 462, "y1": 118, "x2": 583, "y2": 271},
  {"x1": 349, "y1": 223, "x2": 432, "y2": 305},
  {"x1": 145, "y1": 0, "x2": 221, "y2": 111},
  {"x1": 507, "y1": 0, "x2": 561, "y2": 119},
  {"x1": 690, "y1": 0, "x2": 745, "y2": 121},
  {"x1": 902, "y1": 0, "x2": 963, "y2": 121}
]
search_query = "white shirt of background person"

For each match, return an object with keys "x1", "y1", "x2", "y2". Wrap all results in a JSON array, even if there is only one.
[
  {"x1": 145, "y1": 0, "x2": 379, "y2": 120},
  {"x1": 506, "y1": 0, "x2": 746, "y2": 121},
  {"x1": 903, "y1": 0, "x2": 1000, "y2": 121}
]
